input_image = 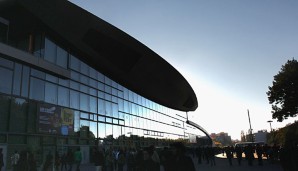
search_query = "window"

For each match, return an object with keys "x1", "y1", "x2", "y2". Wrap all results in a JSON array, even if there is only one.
[
  {"x1": 70, "y1": 90, "x2": 79, "y2": 110},
  {"x1": 29, "y1": 77, "x2": 45, "y2": 101},
  {"x1": 0, "y1": 67, "x2": 13, "y2": 94},
  {"x1": 9, "y1": 98, "x2": 27, "y2": 132},
  {"x1": 58, "y1": 86, "x2": 69, "y2": 107},
  {"x1": 45, "y1": 82, "x2": 57, "y2": 104},
  {"x1": 0, "y1": 95, "x2": 10, "y2": 131},
  {"x1": 13, "y1": 63, "x2": 22, "y2": 96}
]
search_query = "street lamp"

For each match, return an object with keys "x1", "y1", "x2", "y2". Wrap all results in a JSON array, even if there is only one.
[{"x1": 267, "y1": 120, "x2": 273, "y2": 132}]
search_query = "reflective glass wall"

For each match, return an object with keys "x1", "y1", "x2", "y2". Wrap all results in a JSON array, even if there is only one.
[{"x1": 0, "y1": 35, "x2": 199, "y2": 146}]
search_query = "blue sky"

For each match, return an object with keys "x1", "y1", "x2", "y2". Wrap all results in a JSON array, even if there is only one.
[{"x1": 70, "y1": 0, "x2": 298, "y2": 139}]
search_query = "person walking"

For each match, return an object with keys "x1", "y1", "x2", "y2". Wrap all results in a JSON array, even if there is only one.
[
  {"x1": 166, "y1": 142, "x2": 195, "y2": 171},
  {"x1": 66, "y1": 149, "x2": 74, "y2": 171},
  {"x1": 235, "y1": 146, "x2": 243, "y2": 166},
  {"x1": 94, "y1": 147, "x2": 104, "y2": 171},
  {"x1": 74, "y1": 148, "x2": 82, "y2": 171},
  {"x1": 225, "y1": 146, "x2": 233, "y2": 166},
  {"x1": 11, "y1": 150, "x2": 20, "y2": 171}
]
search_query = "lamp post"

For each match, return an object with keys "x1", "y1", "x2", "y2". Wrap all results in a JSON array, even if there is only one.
[{"x1": 267, "y1": 120, "x2": 273, "y2": 132}]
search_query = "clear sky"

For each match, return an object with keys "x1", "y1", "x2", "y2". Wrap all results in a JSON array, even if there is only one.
[{"x1": 70, "y1": 0, "x2": 298, "y2": 140}]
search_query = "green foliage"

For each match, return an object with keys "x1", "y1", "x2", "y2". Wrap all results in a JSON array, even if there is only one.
[
  {"x1": 267, "y1": 122, "x2": 298, "y2": 147},
  {"x1": 267, "y1": 59, "x2": 298, "y2": 121}
]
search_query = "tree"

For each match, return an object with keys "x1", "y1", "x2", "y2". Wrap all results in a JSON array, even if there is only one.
[{"x1": 267, "y1": 59, "x2": 298, "y2": 121}]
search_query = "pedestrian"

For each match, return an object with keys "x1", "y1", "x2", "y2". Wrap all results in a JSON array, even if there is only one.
[
  {"x1": 225, "y1": 146, "x2": 233, "y2": 166},
  {"x1": 94, "y1": 147, "x2": 104, "y2": 171},
  {"x1": 60, "y1": 152, "x2": 67, "y2": 171},
  {"x1": 139, "y1": 147, "x2": 159, "y2": 171},
  {"x1": 235, "y1": 146, "x2": 243, "y2": 165},
  {"x1": 256, "y1": 144, "x2": 263, "y2": 166},
  {"x1": 66, "y1": 149, "x2": 74, "y2": 171},
  {"x1": 166, "y1": 142, "x2": 195, "y2": 171},
  {"x1": 74, "y1": 148, "x2": 82, "y2": 171},
  {"x1": 117, "y1": 149, "x2": 125, "y2": 171},
  {"x1": 11, "y1": 150, "x2": 20, "y2": 170}
]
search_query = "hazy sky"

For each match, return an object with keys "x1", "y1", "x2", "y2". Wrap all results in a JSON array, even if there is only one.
[{"x1": 70, "y1": 0, "x2": 298, "y2": 139}]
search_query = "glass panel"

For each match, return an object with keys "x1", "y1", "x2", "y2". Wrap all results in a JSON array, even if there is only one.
[
  {"x1": 80, "y1": 62, "x2": 89, "y2": 76},
  {"x1": 80, "y1": 84, "x2": 88, "y2": 94},
  {"x1": 89, "y1": 88, "x2": 97, "y2": 96},
  {"x1": 56, "y1": 45, "x2": 68, "y2": 68},
  {"x1": 89, "y1": 96, "x2": 97, "y2": 113},
  {"x1": 33, "y1": 33, "x2": 44, "y2": 58},
  {"x1": 31, "y1": 68, "x2": 45, "y2": 79},
  {"x1": 71, "y1": 71, "x2": 80, "y2": 81},
  {"x1": 13, "y1": 63, "x2": 22, "y2": 96},
  {"x1": 58, "y1": 78, "x2": 69, "y2": 87},
  {"x1": 70, "y1": 55, "x2": 80, "y2": 71},
  {"x1": 70, "y1": 80, "x2": 79, "y2": 90},
  {"x1": 98, "y1": 91, "x2": 104, "y2": 99},
  {"x1": 98, "y1": 116, "x2": 105, "y2": 122},
  {"x1": 70, "y1": 90, "x2": 79, "y2": 110},
  {"x1": 113, "y1": 125, "x2": 120, "y2": 139},
  {"x1": 89, "y1": 67, "x2": 97, "y2": 79},
  {"x1": 9, "y1": 98, "x2": 27, "y2": 132},
  {"x1": 79, "y1": 120, "x2": 90, "y2": 138},
  {"x1": 0, "y1": 56, "x2": 13, "y2": 68},
  {"x1": 80, "y1": 112, "x2": 88, "y2": 119},
  {"x1": 80, "y1": 75, "x2": 89, "y2": 85},
  {"x1": 98, "y1": 99, "x2": 105, "y2": 115},
  {"x1": 112, "y1": 103, "x2": 118, "y2": 118},
  {"x1": 106, "y1": 124, "x2": 112, "y2": 138},
  {"x1": 58, "y1": 86, "x2": 69, "y2": 107},
  {"x1": 90, "y1": 121, "x2": 97, "y2": 138},
  {"x1": 118, "y1": 99, "x2": 124, "y2": 112},
  {"x1": 106, "y1": 117, "x2": 112, "y2": 123},
  {"x1": 27, "y1": 100, "x2": 37, "y2": 133},
  {"x1": 74, "y1": 110, "x2": 80, "y2": 132},
  {"x1": 0, "y1": 95, "x2": 10, "y2": 131},
  {"x1": 97, "y1": 72, "x2": 104, "y2": 82},
  {"x1": 80, "y1": 93, "x2": 89, "y2": 111},
  {"x1": 98, "y1": 123, "x2": 105, "y2": 138},
  {"x1": 45, "y1": 82, "x2": 57, "y2": 104},
  {"x1": 105, "y1": 101, "x2": 111, "y2": 117},
  {"x1": 98, "y1": 82, "x2": 104, "y2": 91},
  {"x1": 46, "y1": 74, "x2": 58, "y2": 83},
  {"x1": 29, "y1": 77, "x2": 45, "y2": 101},
  {"x1": 44, "y1": 38, "x2": 56, "y2": 63},
  {"x1": 104, "y1": 77, "x2": 112, "y2": 86},
  {"x1": 0, "y1": 67, "x2": 13, "y2": 94}
]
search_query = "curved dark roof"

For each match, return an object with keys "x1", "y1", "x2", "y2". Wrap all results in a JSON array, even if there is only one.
[{"x1": 1, "y1": 0, "x2": 198, "y2": 111}]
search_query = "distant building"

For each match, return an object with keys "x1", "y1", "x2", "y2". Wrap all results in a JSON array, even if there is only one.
[
  {"x1": 210, "y1": 132, "x2": 232, "y2": 146},
  {"x1": 254, "y1": 130, "x2": 267, "y2": 143}
]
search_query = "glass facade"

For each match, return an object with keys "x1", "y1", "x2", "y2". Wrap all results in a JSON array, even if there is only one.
[{"x1": 0, "y1": 15, "x2": 200, "y2": 167}]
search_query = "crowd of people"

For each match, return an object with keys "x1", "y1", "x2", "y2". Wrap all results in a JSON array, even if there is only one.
[{"x1": 89, "y1": 142, "x2": 196, "y2": 171}]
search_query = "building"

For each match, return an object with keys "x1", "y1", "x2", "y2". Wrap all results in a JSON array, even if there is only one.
[
  {"x1": 0, "y1": 0, "x2": 199, "y2": 168},
  {"x1": 254, "y1": 130, "x2": 267, "y2": 143},
  {"x1": 210, "y1": 132, "x2": 232, "y2": 146}
]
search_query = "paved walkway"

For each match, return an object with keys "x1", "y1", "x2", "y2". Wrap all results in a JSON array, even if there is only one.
[{"x1": 77, "y1": 155, "x2": 283, "y2": 171}]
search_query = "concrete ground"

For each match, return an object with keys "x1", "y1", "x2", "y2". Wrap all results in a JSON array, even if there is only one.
[{"x1": 77, "y1": 155, "x2": 283, "y2": 171}]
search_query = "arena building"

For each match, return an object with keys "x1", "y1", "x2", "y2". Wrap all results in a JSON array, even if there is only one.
[{"x1": 0, "y1": 0, "x2": 200, "y2": 168}]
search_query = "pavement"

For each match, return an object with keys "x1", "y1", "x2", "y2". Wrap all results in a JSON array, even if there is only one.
[{"x1": 76, "y1": 155, "x2": 283, "y2": 171}]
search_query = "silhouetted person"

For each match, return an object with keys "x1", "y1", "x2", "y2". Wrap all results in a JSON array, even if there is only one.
[
  {"x1": 256, "y1": 144, "x2": 263, "y2": 166},
  {"x1": 167, "y1": 142, "x2": 195, "y2": 171},
  {"x1": 139, "y1": 147, "x2": 159, "y2": 171},
  {"x1": 225, "y1": 146, "x2": 233, "y2": 166},
  {"x1": 235, "y1": 146, "x2": 243, "y2": 165},
  {"x1": 196, "y1": 147, "x2": 202, "y2": 164},
  {"x1": 245, "y1": 145, "x2": 254, "y2": 166},
  {"x1": 66, "y1": 149, "x2": 74, "y2": 171},
  {"x1": 74, "y1": 148, "x2": 82, "y2": 171},
  {"x1": 94, "y1": 147, "x2": 104, "y2": 171}
]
